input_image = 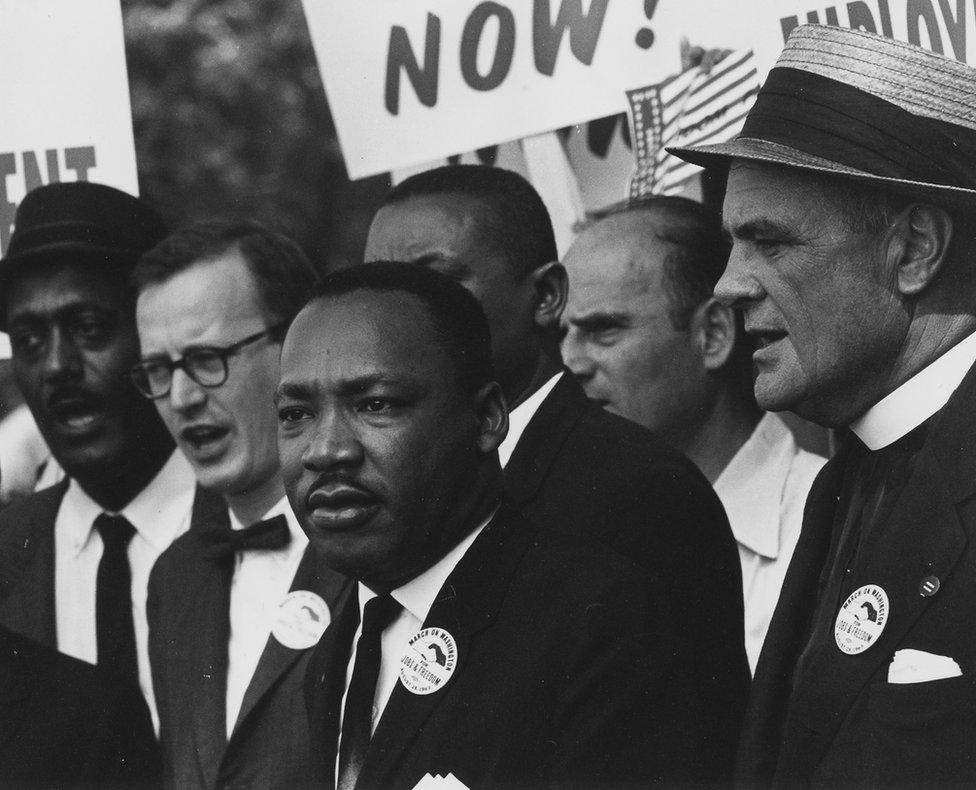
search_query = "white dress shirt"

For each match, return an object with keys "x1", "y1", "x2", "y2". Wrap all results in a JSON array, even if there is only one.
[
  {"x1": 225, "y1": 496, "x2": 308, "y2": 738},
  {"x1": 336, "y1": 508, "x2": 495, "y2": 779},
  {"x1": 497, "y1": 372, "x2": 562, "y2": 468},
  {"x1": 850, "y1": 330, "x2": 976, "y2": 449},
  {"x1": 714, "y1": 413, "x2": 826, "y2": 674},
  {"x1": 54, "y1": 449, "x2": 196, "y2": 731}
]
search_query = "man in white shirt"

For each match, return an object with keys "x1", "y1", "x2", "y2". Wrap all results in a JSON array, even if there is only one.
[
  {"x1": 134, "y1": 221, "x2": 349, "y2": 789},
  {"x1": 671, "y1": 23, "x2": 976, "y2": 786},
  {"x1": 561, "y1": 196, "x2": 826, "y2": 672},
  {"x1": 279, "y1": 262, "x2": 722, "y2": 788},
  {"x1": 0, "y1": 182, "x2": 195, "y2": 748},
  {"x1": 363, "y1": 165, "x2": 748, "y2": 780}
]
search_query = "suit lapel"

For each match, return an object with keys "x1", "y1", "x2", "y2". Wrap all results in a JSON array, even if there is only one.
[
  {"x1": 783, "y1": 365, "x2": 976, "y2": 776},
  {"x1": 359, "y1": 504, "x2": 534, "y2": 787},
  {"x1": 229, "y1": 544, "x2": 350, "y2": 739},
  {"x1": 0, "y1": 630, "x2": 33, "y2": 750},
  {"x1": 0, "y1": 480, "x2": 66, "y2": 647},
  {"x1": 177, "y1": 505, "x2": 233, "y2": 789},
  {"x1": 503, "y1": 373, "x2": 583, "y2": 505}
]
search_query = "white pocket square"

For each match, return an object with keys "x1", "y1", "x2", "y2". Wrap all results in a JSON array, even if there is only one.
[
  {"x1": 888, "y1": 648, "x2": 962, "y2": 684},
  {"x1": 412, "y1": 773, "x2": 468, "y2": 790}
]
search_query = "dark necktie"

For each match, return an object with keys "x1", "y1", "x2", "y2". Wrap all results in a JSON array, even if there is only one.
[
  {"x1": 94, "y1": 513, "x2": 138, "y2": 685},
  {"x1": 198, "y1": 513, "x2": 291, "y2": 562},
  {"x1": 337, "y1": 595, "x2": 402, "y2": 790}
]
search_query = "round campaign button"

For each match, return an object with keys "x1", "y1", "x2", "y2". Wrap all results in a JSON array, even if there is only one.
[
  {"x1": 271, "y1": 590, "x2": 331, "y2": 650},
  {"x1": 399, "y1": 627, "x2": 458, "y2": 695},
  {"x1": 834, "y1": 584, "x2": 889, "y2": 655}
]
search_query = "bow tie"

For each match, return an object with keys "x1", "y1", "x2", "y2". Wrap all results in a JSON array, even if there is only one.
[{"x1": 199, "y1": 513, "x2": 291, "y2": 561}]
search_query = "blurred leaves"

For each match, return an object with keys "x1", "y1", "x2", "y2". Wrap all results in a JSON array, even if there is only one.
[{"x1": 123, "y1": 0, "x2": 388, "y2": 270}]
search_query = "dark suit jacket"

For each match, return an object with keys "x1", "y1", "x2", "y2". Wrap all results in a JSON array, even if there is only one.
[
  {"x1": 148, "y1": 495, "x2": 352, "y2": 790},
  {"x1": 0, "y1": 478, "x2": 224, "y2": 648},
  {"x1": 306, "y1": 502, "x2": 721, "y2": 789},
  {"x1": 505, "y1": 373, "x2": 749, "y2": 777},
  {"x1": 0, "y1": 623, "x2": 160, "y2": 788},
  {"x1": 737, "y1": 361, "x2": 976, "y2": 787}
]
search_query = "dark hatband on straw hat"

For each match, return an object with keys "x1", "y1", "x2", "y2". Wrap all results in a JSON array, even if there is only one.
[{"x1": 669, "y1": 24, "x2": 976, "y2": 203}]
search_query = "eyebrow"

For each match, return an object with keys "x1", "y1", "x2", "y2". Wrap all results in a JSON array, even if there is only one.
[
  {"x1": 8, "y1": 303, "x2": 117, "y2": 326},
  {"x1": 724, "y1": 217, "x2": 798, "y2": 241},
  {"x1": 567, "y1": 310, "x2": 630, "y2": 329},
  {"x1": 274, "y1": 372, "x2": 424, "y2": 403}
]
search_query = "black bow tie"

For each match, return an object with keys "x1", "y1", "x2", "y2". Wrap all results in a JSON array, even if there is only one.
[{"x1": 199, "y1": 513, "x2": 291, "y2": 561}]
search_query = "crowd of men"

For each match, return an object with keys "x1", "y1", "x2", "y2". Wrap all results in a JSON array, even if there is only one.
[{"x1": 0, "y1": 22, "x2": 974, "y2": 789}]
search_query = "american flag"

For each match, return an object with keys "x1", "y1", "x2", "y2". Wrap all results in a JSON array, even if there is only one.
[{"x1": 626, "y1": 49, "x2": 760, "y2": 197}]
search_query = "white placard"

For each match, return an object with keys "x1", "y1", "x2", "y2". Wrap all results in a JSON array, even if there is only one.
[
  {"x1": 0, "y1": 0, "x2": 139, "y2": 258},
  {"x1": 303, "y1": 0, "x2": 976, "y2": 180}
]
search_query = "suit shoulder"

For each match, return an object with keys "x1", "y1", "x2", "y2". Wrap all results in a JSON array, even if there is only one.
[{"x1": 0, "y1": 484, "x2": 64, "y2": 538}]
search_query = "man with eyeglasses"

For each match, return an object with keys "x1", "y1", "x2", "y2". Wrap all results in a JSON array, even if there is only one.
[
  {"x1": 133, "y1": 220, "x2": 349, "y2": 789},
  {"x1": 0, "y1": 182, "x2": 197, "y2": 767}
]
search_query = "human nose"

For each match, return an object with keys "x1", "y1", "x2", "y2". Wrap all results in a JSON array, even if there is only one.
[
  {"x1": 167, "y1": 367, "x2": 207, "y2": 413},
  {"x1": 561, "y1": 331, "x2": 595, "y2": 382},
  {"x1": 301, "y1": 406, "x2": 364, "y2": 471},
  {"x1": 41, "y1": 326, "x2": 83, "y2": 383},
  {"x1": 713, "y1": 248, "x2": 766, "y2": 309}
]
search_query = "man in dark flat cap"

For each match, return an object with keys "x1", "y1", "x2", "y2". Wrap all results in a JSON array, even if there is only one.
[
  {"x1": 0, "y1": 182, "x2": 203, "y2": 739},
  {"x1": 672, "y1": 24, "x2": 976, "y2": 786}
]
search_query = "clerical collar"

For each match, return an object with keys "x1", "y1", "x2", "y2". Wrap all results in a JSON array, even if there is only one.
[{"x1": 851, "y1": 331, "x2": 976, "y2": 450}]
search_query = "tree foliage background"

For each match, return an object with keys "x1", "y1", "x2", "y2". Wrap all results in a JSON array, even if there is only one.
[{"x1": 122, "y1": 0, "x2": 389, "y2": 271}]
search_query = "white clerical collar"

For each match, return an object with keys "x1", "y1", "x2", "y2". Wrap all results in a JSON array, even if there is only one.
[
  {"x1": 357, "y1": 505, "x2": 498, "y2": 623},
  {"x1": 497, "y1": 372, "x2": 563, "y2": 468},
  {"x1": 851, "y1": 331, "x2": 976, "y2": 450},
  {"x1": 63, "y1": 449, "x2": 196, "y2": 556}
]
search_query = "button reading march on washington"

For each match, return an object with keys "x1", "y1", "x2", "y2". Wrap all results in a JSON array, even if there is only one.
[
  {"x1": 835, "y1": 584, "x2": 889, "y2": 655},
  {"x1": 399, "y1": 627, "x2": 457, "y2": 695},
  {"x1": 919, "y1": 575, "x2": 941, "y2": 597},
  {"x1": 271, "y1": 590, "x2": 331, "y2": 650}
]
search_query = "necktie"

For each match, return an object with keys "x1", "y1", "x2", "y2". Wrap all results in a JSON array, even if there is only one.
[
  {"x1": 93, "y1": 513, "x2": 138, "y2": 685},
  {"x1": 337, "y1": 595, "x2": 402, "y2": 790},
  {"x1": 198, "y1": 513, "x2": 292, "y2": 562}
]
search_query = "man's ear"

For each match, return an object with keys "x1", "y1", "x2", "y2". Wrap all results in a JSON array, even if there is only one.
[
  {"x1": 529, "y1": 261, "x2": 568, "y2": 330},
  {"x1": 693, "y1": 298, "x2": 737, "y2": 372},
  {"x1": 474, "y1": 381, "x2": 509, "y2": 454},
  {"x1": 887, "y1": 203, "x2": 953, "y2": 297}
]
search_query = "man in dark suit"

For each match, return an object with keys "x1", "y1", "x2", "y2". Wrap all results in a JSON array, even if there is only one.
[
  {"x1": 279, "y1": 262, "x2": 721, "y2": 788},
  {"x1": 363, "y1": 164, "x2": 748, "y2": 774},
  {"x1": 0, "y1": 182, "x2": 197, "y2": 733},
  {"x1": 0, "y1": 624, "x2": 160, "y2": 788},
  {"x1": 672, "y1": 23, "x2": 976, "y2": 786},
  {"x1": 133, "y1": 221, "x2": 350, "y2": 788}
]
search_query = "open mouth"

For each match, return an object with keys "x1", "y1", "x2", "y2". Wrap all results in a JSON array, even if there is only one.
[
  {"x1": 48, "y1": 394, "x2": 106, "y2": 436},
  {"x1": 180, "y1": 424, "x2": 230, "y2": 452},
  {"x1": 752, "y1": 329, "x2": 788, "y2": 350}
]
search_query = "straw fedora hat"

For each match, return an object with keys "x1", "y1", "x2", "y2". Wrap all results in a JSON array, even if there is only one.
[{"x1": 669, "y1": 24, "x2": 976, "y2": 203}]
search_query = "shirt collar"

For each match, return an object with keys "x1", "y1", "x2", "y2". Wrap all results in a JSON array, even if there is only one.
[
  {"x1": 227, "y1": 495, "x2": 309, "y2": 549},
  {"x1": 357, "y1": 506, "x2": 497, "y2": 623},
  {"x1": 497, "y1": 372, "x2": 563, "y2": 468},
  {"x1": 62, "y1": 449, "x2": 197, "y2": 557},
  {"x1": 850, "y1": 331, "x2": 976, "y2": 450},
  {"x1": 714, "y1": 413, "x2": 795, "y2": 560}
]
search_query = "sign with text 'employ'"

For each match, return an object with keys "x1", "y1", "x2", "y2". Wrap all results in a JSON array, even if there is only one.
[
  {"x1": 304, "y1": 0, "x2": 976, "y2": 180},
  {"x1": 0, "y1": 0, "x2": 139, "y2": 260}
]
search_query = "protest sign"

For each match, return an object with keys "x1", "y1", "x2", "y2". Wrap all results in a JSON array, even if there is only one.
[
  {"x1": 0, "y1": 0, "x2": 139, "y2": 257},
  {"x1": 304, "y1": 0, "x2": 976, "y2": 180}
]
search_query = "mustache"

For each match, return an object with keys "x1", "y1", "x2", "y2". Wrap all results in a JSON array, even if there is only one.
[{"x1": 304, "y1": 471, "x2": 379, "y2": 505}]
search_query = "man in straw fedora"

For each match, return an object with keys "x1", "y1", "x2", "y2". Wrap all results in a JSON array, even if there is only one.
[{"x1": 671, "y1": 24, "x2": 976, "y2": 787}]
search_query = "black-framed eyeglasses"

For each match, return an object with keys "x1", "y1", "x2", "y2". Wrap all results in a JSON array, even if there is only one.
[{"x1": 130, "y1": 323, "x2": 286, "y2": 399}]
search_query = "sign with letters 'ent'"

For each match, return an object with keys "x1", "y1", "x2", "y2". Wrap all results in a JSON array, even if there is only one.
[
  {"x1": 303, "y1": 0, "x2": 976, "y2": 180},
  {"x1": 0, "y1": 0, "x2": 139, "y2": 258}
]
